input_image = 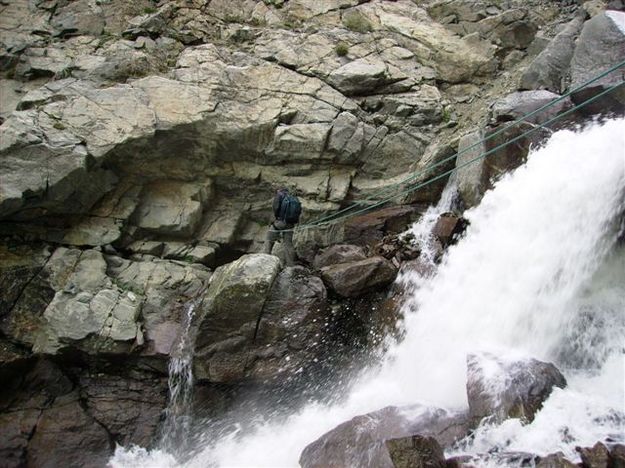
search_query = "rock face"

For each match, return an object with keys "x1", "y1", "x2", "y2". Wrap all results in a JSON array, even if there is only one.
[
  {"x1": 466, "y1": 352, "x2": 567, "y2": 425},
  {"x1": 299, "y1": 405, "x2": 469, "y2": 468},
  {"x1": 194, "y1": 256, "x2": 332, "y2": 384},
  {"x1": 0, "y1": 358, "x2": 167, "y2": 468},
  {"x1": 313, "y1": 244, "x2": 367, "y2": 270},
  {"x1": 0, "y1": 0, "x2": 619, "y2": 463},
  {"x1": 569, "y1": 11, "x2": 625, "y2": 113},
  {"x1": 520, "y1": 15, "x2": 585, "y2": 93},
  {"x1": 320, "y1": 256, "x2": 398, "y2": 298}
]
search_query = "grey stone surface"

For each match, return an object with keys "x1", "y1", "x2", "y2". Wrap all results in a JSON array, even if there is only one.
[
  {"x1": 466, "y1": 352, "x2": 567, "y2": 425},
  {"x1": 569, "y1": 11, "x2": 625, "y2": 111},
  {"x1": 300, "y1": 405, "x2": 469, "y2": 468},
  {"x1": 490, "y1": 90, "x2": 572, "y2": 124},
  {"x1": 520, "y1": 15, "x2": 585, "y2": 93},
  {"x1": 320, "y1": 256, "x2": 398, "y2": 297}
]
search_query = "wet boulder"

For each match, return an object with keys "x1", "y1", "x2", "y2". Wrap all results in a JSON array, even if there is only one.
[
  {"x1": 466, "y1": 352, "x2": 567, "y2": 426},
  {"x1": 576, "y1": 442, "x2": 610, "y2": 468},
  {"x1": 249, "y1": 266, "x2": 328, "y2": 381},
  {"x1": 299, "y1": 405, "x2": 469, "y2": 468},
  {"x1": 320, "y1": 256, "x2": 398, "y2": 298},
  {"x1": 536, "y1": 451, "x2": 578, "y2": 467},
  {"x1": 609, "y1": 444, "x2": 625, "y2": 467},
  {"x1": 569, "y1": 11, "x2": 625, "y2": 114},
  {"x1": 432, "y1": 213, "x2": 468, "y2": 247},
  {"x1": 313, "y1": 244, "x2": 367, "y2": 270},
  {"x1": 197, "y1": 254, "x2": 280, "y2": 352},
  {"x1": 385, "y1": 435, "x2": 446, "y2": 468},
  {"x1": 194, "y1": 257, "x2": 332, "y2": 385},
  {"x1": 344, "y1": 206, "x2": 422, "y2": 247},
  {"x1": 490, "y1": 90, "x2": 573, "y2": 125}
]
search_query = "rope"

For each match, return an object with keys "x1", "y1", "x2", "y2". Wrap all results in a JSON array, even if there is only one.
[
  {"x1": 298, "y1": 59, "x2": 625, "y2": 229},
  {"x1": 268, "y1": 62, "x2": 625, "y2": 234}
]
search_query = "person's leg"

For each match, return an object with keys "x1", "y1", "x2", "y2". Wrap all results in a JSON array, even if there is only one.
[
  {"x1": 283, "y1": 229, "x2": 296, "y2": 266},
  {"x1": 263, "y1": 224, "x2": 279, "y2": 254}
]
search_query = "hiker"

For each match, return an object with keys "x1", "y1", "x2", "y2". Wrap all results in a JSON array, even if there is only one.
[{"x1": 263, "y1": 188, "x2": 301, "y2": 266}]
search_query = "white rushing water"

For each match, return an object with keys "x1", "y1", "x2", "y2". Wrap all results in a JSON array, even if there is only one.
[{"x1": 111, "y1": 118, "x2": 625, "y2": 467}]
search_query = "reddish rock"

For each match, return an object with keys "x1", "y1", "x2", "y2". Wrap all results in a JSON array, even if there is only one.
[
  {"x1": 576, "y1": 442, "x2": 609, "y2": 468},
  {"x1": 320, "y1": 256, "x2": 398, "y2": 298},
  {"x1": 313, "y1": 244, "x2": 366, "y2": 270},
  {"x1": 537, "y1": 452, "x2": 578, "y2": 467},
  {"x1": 432, "y1": 214, "x2": 467, "y2": 246},
  {"x1": 385, "y1": 434, "x2": 446, "y2": 468},
  {"x1": 467, "y1": 352, "x2": 567, "y2": 426},
  {"x1": 299, "y1": 405, "x2": 469, "y2": 468},
  {"x1": 344, "y1": 205, "x2": 422, "y2": 246},
  {"x1": 609, "y1": 444, "x2": 625, "y2": 468}
]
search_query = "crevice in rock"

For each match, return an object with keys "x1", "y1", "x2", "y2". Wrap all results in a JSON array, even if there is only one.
[{"x1": 3, "y1": 252, "x2": 53, "y2": 320}]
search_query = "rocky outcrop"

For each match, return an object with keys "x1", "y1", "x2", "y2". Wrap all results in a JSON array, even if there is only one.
[
  {"x1": 536, "y1": 452, "x2": 578, "y2": 468},
  {"x1": 0, "y1": 357, "x2": 167, "y2": 468},
  {"x1": 1, "y1": 0, "x2": 620, "y2": 463},
  {"x1": 313, "y1": 244, "x2": 367, "y2": 270},
  {"x1": 520, "y1": 15, "x2": 586, "y2": 93},
  {"x1": 569, "y1": 11, "x2": 625, "y2": 114},
  {"x1": 299, "y1": 405, "x2": 469, "y2": 468},
  {"x1": 320, "y1": 256, "x2": 398, "y2": 298},
  {"x1": 194, "y1": 255, "x2": 332, "y2": 384},
  {"x1": 466, "y1": 352, "x2": 567, "y2": 425}
]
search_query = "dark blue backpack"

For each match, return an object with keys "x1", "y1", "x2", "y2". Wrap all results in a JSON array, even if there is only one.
[{"x1": 279, "y1": 194, "x2": 302, "y2": 224}]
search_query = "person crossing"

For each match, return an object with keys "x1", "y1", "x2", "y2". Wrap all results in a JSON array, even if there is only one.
[{"x1": 263, "y1": 188, "x2": 301, "y2": 266}]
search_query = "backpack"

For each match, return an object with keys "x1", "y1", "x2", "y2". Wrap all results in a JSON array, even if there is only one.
[{"x1": 279, "y1": 193, "x2": 302, "y2": 224}]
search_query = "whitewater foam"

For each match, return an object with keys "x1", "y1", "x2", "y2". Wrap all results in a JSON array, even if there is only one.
[{"x1": 111, "y1": 118, "x2": 625, "y2": 467}]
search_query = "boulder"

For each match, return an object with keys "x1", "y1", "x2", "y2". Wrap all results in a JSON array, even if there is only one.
[
  {"x1": 536, "y1": 452, "x2": 578, "y2": 467},
  {"x1": 196, "y1": 254, "x2": 281, "y2": 348},
  {"x1": 569, "y1": 11, "x2": 625, "y2": 114},
  {"x1": 520, "y1": 15, "x2": 585, "y2": 93},
  {"x1": 299, "y1": 405, "x2": 469, "y2": 468},
  {"x1": 320, "y1": 256, "x2": 398, "y2": 298},
  {"x1": 193, "y1": 261, "x2": 332, "y2": 385},
  {"x1": 250, "y1": 266, "x2": 328, "y2": 380},
  {"x1": 313, "y1": 244, "x2": 367, "y2": 270},
  {"x1": 385, "y1": 435, "x2": 446, "y2": 468},
  {"x1": 194, "y1": 254, "x2": 281, "y2": 381},
  {"x1": 576, "y1": 442, "x2": 610, "y2": 468},
  {"x1": 466, "y1": 352, "x2": 567, "y2": 425},
  {"x1": 455, "y1": 121, "x2": 547, "y2": 208},
  {"x1": 327, "y1": 59, "x2": 388, "y2": 96},
  {"x1": 343, "y1": 206, "x2": 422, "y2": 247},
  {"x1": 455, "y1": 129, "x2": 488, "y2": 208},
  {"x1": 431, "y1": 214, "x2": 467, "y2": 247},
  {"x1": 609, "y1": 444, "x2": 625, "y2": 467},
  {"x1": 490, "y1": 91, "x2": 573, "y2": 125}
]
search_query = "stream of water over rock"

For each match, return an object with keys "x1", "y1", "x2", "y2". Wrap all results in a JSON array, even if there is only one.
[{"x1": 110, "y1": 118, "x2": 625, "y2": 467}]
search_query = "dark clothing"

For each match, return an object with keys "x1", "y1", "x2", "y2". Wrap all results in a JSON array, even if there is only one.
[
  {"x1": 272, "y1": 189, "x2": 289, "y2": 220},
  {"x1": 264, "y1": 189, "x2": 297, "y2": 266}
]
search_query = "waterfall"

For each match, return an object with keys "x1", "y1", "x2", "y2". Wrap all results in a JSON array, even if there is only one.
[
  {"x1": 159, "y1": 298, "x2": 200, "y2": 456},
  {"x1": 111, "y1": 118, "x2": 625, "y2": 467}
]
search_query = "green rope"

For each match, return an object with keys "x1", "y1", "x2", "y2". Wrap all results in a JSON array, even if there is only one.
[
  {"x1": 302, "y1": 80, "x2": 624, "y2": 230},
  {"x1": 293, "y1": 59, "x2": 625, "y2": 230},
  {"x1": 268, "y1": 64, "x2": 625, "y2": 234}
]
